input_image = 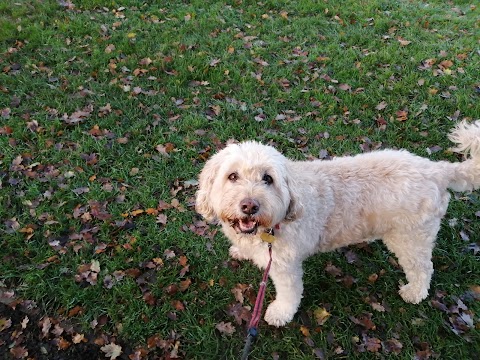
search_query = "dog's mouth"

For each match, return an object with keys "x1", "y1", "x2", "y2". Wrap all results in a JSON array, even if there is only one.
[{"x1": 231, "y1": 218, "x2": 259, "y2": 234}]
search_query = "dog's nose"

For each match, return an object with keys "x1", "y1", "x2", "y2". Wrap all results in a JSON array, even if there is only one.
[{"x1": 240, "y1": 198, "x2": 260, "y2": 215}]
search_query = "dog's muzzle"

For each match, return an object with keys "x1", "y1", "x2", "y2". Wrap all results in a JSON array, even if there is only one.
[{"x1": 232, "y1": 217, "x2": 259, "y2": 234}]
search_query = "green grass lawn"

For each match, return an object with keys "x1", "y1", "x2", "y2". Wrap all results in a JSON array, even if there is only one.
[{"x1": 1, "y1": 0, "x2": 479, "y2": 358}]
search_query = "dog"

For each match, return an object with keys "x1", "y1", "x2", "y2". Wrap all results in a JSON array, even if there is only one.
[{"x1": 195, "y1": 121, "x2": 480, "y2": 327}]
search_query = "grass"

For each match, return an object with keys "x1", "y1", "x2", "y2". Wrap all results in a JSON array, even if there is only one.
[{"x1": 0, "y1": 0, "x2": 479, "y2": 359}]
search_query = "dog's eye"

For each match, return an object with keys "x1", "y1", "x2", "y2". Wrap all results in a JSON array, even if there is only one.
[
  {"x1": 228, "y1": 172, "x2": 238, "y2": 182},
  {"x1": 263, "y1": 174, "x2": 273, "y2": 185}
]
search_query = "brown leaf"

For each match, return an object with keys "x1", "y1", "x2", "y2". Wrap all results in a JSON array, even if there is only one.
[
  {"x1": 157, "y1": 200, "x2": 172, "y2": 211},
  {"x1": 10, "y1": 346, "x2": 28, "y2": 359},
  {"x1": 299, "y1": 325, "x2": 310, "y2": 337},
  {"x1": 68, "y1": 305, "x2": 84, "y2": 317},
  {"x1": 439, "y1": 60, "x2": 454, "y2": 69},
  {"x1": 325, "y1": 262, "x2": 343, "y2": 277},
  {"x1": 375, "y1": 101, "x2": 388, "y2": 110},
  {"x1": 143, "y1": 292, "x2": 156, "y2": 305},
  {"x1": 52, "y1": 323, "x2": 64, "y2": 336},
  {"x1": 430, "y1": 299, "x2": 448, "y2": 312},
  {"x1": 179, "y1": 278, "x2": 192, "y2": 292},
  {"x1": 164, "y1": 284, "x2": 178, "y2": 296},
  {"x1": 89, "y1": 200, "x2": 111, "y2": 220},
  {"x1": 350, "y1": 313, "x2": 376, "y2": 330},
  {"x1": 397, "y1": 37, "x2": 411, "y2": 46},
  {"x1": 215, "y1": 321, "x2": 236, "y2": 335},
  {"x1": 364, "y1": 336, "x2": 381, "y2": 352},
  {"x1": 155, "y1": 143, "x2": 175, "y2": 157},
  {"x1": 227, "y1": 302, "x2": 251, "y2": 324},
  {"x1": 171, "y1": 300, "x2": 185, "y2": 311},
  {"x1": 370, "y1": 302, "x2": 385, "y2": 312},
  {"x1": 105, "y1": 44, "x2": 116, "y2": 53},
  {"x1": 145, "y1": 208, "x2": 158, "y2": 215},
  {"x1": 40, "y1": 317, "x2": 52, "y2": 338},
  {"x1": 1, "y1": 107, "x2": 11, "y2": 118},
  {"x1": 0, "y1": 317, "x2": 12, "y2": 331},
  {"x1": 56, "y1": 337, "x2": 71, "y2": 350},
  {"x1": 179, "y1": 255, "x2": 188, "y2": 267},
  {"x1": 396, "y1": 110, "x2": 408, "y2": 121},
  {"x1": 139, "y1": 57, "x2": 153, "y2": 66},
  {"x1": 383, "y1": 338, "x2": 403, "y2": 354},
  {"x1": 231, "y1": 283, "x2": 249, "y2": 304},
  {"x1": 156, "y1": 213, "x2": 167, "y2": 225}
]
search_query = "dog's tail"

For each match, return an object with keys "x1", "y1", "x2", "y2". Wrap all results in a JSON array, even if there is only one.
[{"x1": 446, "y1": 120, "x2": 480, "y2": 192}]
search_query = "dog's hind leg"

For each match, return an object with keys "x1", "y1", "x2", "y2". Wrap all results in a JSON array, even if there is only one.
[{"x1": 382, "y1": 220, "x2": 440, "y2": 304}]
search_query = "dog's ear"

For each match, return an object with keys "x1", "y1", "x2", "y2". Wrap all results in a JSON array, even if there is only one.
[
  {"x1": 195, "y1": 152, "x2": 224, "y2": 222},
  {"x1": 284, "y1": 168, "x2": 303, "y2": 221}
]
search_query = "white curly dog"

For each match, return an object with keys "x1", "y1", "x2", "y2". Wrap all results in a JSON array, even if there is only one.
[{"x1": 196, "y1": 121, "x2": 480, "y2": 327}]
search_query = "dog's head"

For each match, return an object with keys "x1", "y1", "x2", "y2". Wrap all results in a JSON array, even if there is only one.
[{"x1": 195, "y1": 141, "x2": 301, "y2": 235}]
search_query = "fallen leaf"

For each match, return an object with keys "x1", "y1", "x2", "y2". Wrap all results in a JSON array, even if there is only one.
[
  {"x1": 130, "y1": 209, "x2": 144, "y2": 217},
  {"x1": 10, "y1": 346, "x2": 28, "y2": 359},
  {"x1": 20, "y1": 316, "x2": 28, "y2": 329},
  {"x1": 40, "y1": 317, "x2": 52, "y2": 338},
  {"x1": 370, "y1": 302, "x2": 385, "y2": 312},
  {"x1": 156, "y1": 213, "x2": 167, "y2": 225},
  {"x1": 396, "y1": 110, "x2": 408, "y2": 121},
  {"x1": 227, "y1": 302, "x2": 251, "y2": 324},
  {"x1": 72, "y1": 334, "x2": 87, "y2": 344},
  {"x1": 179, "y1": 278, "x2": 192, "y2": 292},
  {"x1": 325, "y1": 263, "x2": 343, "y2": 277},
  {"x1": 314, "y1": 307, "x2": 331, "y2": 325},
  {"x1": 439, "y1": 60, "x2": 454, "y2": 69},
  {"x1": 68, "y1": 305, "x2": 84, "y2": 317},
  {"x1": 383, "y1": 338, "x2": 403, "y2": 354},
  {"x1": 364, "y1": 336, "x2": 381, "y2": 352},
  {"x1": 171, "y1": 300, "x2": 185, "y2": 311},
  {"x1": 215, "y1": 321, "x2": 236, "y2": 335},
  {"x1": 209, "y1": 58, "x2": 221, "y2": 67},
  {"x1": 375, "y1": 101, "x2": 388, "y2": 110},
  {"x1": 299, "y1": 325, "x2": 310, "y2": 337},
  {"x1": 1, "y1": 107, "x2": 11, "y2": 118},
  {"x1": 91, "y1": 259, "x2": 100, "y2": 273},
  {"x1": 101, "y1": 343, "x2": 123, "y2": 359},
  {"x1": 397, "y1": 37, "x2": 411, "y2": 46},
  {"x1": 231, "y1": 283, "x2": 249, "y2": 303},
  {"x1": 0, "y1": 317, "x2": 12, "y2": 331}
]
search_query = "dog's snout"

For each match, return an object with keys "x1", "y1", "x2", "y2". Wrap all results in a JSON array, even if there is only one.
[{"x1": 240, "y1": 198, "x2": 260, "y2": 215}]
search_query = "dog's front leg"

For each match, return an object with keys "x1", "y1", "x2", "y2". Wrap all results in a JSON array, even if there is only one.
[{"x1": 264, "y1": 262, "x2": 303, "y2": 327}]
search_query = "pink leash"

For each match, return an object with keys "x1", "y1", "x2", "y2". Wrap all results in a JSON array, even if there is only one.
[{"x1": 241, "y1": 242, "x2": 273, "y2": 360}]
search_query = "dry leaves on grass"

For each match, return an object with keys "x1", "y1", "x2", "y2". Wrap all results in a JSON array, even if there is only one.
[{"x1": 100, "y1": 343, "x2": 122, "y2": 359}]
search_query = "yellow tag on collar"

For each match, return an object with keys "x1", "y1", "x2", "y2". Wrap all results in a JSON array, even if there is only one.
[{"x1": 260, "y1": 232, "x2": 276, "y2": 243}]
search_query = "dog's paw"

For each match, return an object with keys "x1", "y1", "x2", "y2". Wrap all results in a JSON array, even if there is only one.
[
  {"x1": 399, "y1": 284, "x2": 428, "y2": 304},
  {"x1": 229, "y1": 245, "x2": 247, "y2": 260},
  {"x1": 264, "y1": 300, "x2": 295, "y2": 327}
]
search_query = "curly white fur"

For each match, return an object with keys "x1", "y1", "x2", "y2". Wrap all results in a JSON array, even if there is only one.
[{"x1": 196, "y1": 121, "x2": 480, "y2": 327}]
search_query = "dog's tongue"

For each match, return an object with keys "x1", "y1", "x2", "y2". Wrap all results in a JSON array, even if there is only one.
[{"x1": 239, "y1": 218, "x2": 257, "y2": 233}]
